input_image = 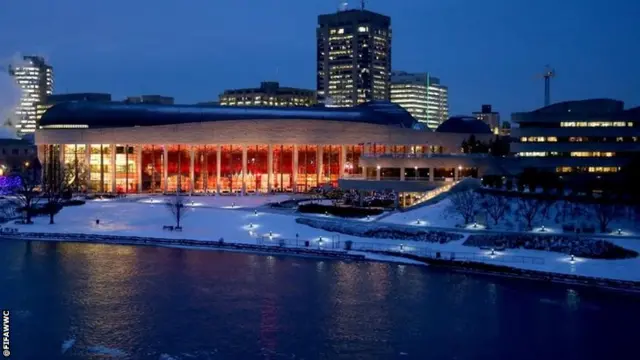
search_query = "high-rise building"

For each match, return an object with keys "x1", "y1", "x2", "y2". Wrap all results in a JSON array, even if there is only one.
[
  {"x1": 8, "y1": 56, "x2": 53, "y2": 136},
  {"x1": 390, "y1": 71, "x2": 448, "y2": 129},
  {"x1": 317, "y1": 8, "x2": 391, "y2": 107},
  {"x1": 219, "y1": 82, "x2": 316, "y2": 107},
  {"x1": 473, "y1": 104, "x2": 501, "y2": 134}
]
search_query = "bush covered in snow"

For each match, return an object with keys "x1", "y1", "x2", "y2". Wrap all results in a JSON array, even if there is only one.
[
  {"x1": 298, "y1": 203, "x2": 383, "y2": 218},
  {"x1": 464, "y1": 234, "x2": 638, "y2": 259},
  {"x1": 296, "y1": 217, "x2": 463, "y2": 243}
]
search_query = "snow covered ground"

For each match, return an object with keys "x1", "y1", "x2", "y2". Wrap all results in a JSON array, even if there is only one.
[
  {"x1": 384, "y1": 196, "x2": 640, "y2": 236},
  {"x1": 4, "y1": 195, "x2": 640, "y2": 282}
]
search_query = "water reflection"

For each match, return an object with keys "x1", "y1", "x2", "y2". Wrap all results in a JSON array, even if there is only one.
[{"x1": 1, "y1": 240, "x2": 639, "y2": 360}]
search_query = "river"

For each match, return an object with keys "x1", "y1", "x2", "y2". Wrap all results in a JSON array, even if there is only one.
[{"x1": 0, "y1": 239, "x2": 638, "y2": 359}]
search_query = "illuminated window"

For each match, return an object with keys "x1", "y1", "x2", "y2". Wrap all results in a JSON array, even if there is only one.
[{"x1": 570, "y1": 152, "x2": 615, "y2": 157}]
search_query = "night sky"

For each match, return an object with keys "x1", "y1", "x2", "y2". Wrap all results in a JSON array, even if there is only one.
[{"x1": 1, "y1": 0, "x2": 638, "y2": 117}]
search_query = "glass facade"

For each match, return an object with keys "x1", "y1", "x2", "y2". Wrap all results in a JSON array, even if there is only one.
[{"x1": 141, "y1": 145, "x2": 164, "y2": 193}]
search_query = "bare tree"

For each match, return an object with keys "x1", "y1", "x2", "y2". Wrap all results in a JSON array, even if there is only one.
[
  {"x1": 539, "y1": 198, "x2": 556, "y2": 222},
  {"x1": 41, "y1": 150, "x2": 73, "y2": 224},
  {"x1": 66, "y1": 158, "x2": 89, "y2": 193},
  {"x1": 591, "y1": 201, "x2": 619, "y2": 233},
  {"x1": 448, "y1": 190, "x2": 479, "y2": 224},
  {"x1": 517, "y1": 197, "x2": 543, "y2": 230},
  {"x1": 482, "y1": 194, "x2": 510, "y2": 225},
  {"x1": 165, "y1": 155, "x2": 188, "y2": 228},
  {"x1": 9, "y1": 166, "x2": 41, "y2": 224}
]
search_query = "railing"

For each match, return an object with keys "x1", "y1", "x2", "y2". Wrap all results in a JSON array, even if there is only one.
[
  {"x1": 351, "y1": 241, "x2": 545, "y2": 265},
  {"x1": 361, "y1": 153, "x2": 490, "y2": 159},
  {"x1": 256, "y1": 235, "x2": 342, "y2": 250}
]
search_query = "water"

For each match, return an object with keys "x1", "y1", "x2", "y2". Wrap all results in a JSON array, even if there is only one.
[{"x1": 1, "y1": 240, "x2": 639, "y2": 360}]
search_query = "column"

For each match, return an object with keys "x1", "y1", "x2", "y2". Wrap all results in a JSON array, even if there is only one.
[
  {"x1": 454, "y1": 166, "x2": 460, "y2": 181},
  {"x1": 317, "y1": 145, "x2": 323, "y2": 186},
  {"x1": 267, "y1": 144, "x2": 273, "y2": 193},
  {"x1": 137, "y1": 145, "x2": 142, "y2": 193},
  {"x1": 429, "y1": 167, "x2": 434, "y2": 182},
  {"x1": 85, "y1": 145, "x2": 91, "y2": 192},
  {"x1": 376, "y1": 166, "x2": 381, "y2": 181},
  {"x1": 292, "y1": 145, "x2": 298, "y2": 193},
  {"x1": 189, "y1": 146, "x2": 195, "y2": 194},
  {"x1": 362, "y1": 166, "x2": 367, "y2": 179},
  {"x1": 163, "y1": 145, "x2": 168, "y2": 193},
  {"x1": 400, "y1": 167, "x2": 406, "y2": 181},
  {"x1": 339, "y1": 145, "x2": 346, "y2": 178},
  {"x1": 216, "y1": 145, "x2": 221, "y2": 194},
  {"x1": 242, "y1": 145, "x2": 247, "y2": 195},
  {"x1": 99, "y1": 145, "x2": 105, "y2": 193},
  {"x1": 110, "y1": 144, "x2": 116, "y2": 193}
]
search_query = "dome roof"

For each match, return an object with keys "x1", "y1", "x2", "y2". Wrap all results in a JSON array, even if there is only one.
[{"x1": 436, "y1": 116, "x2": 492, "y2": 134}]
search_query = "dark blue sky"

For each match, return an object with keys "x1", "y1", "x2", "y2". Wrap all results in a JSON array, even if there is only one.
[{"x1": 1, "y1": 0, "x2": 638, "y2": 117}]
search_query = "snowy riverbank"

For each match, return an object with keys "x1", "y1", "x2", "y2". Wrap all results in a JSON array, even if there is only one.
[{"x1": 3, "y1": 195, "x2": 640, "y2": 282}]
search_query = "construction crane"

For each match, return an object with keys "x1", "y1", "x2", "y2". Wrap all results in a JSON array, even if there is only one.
[{"x1": 540, "y1": 65, "x2": 556, "y2": 106}]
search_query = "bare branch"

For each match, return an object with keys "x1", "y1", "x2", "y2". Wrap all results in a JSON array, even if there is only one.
[
  {"x1": 448, "y1": 190, "x2": 480, "y2": 224},
  {"x1": 482, "y1": 194, "x2": 510, "y2": 225},
  {"x1": 517, "y1": 197, "x2": 543, "y2": 230}
]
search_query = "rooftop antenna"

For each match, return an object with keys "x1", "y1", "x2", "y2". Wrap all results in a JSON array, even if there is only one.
[{"x1": 361, "y1": 0, "x2": 365, "y2": 10}]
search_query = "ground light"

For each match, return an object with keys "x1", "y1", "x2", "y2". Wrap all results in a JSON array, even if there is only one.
[
  {"x1": 269, "y1": 231, "x2": 273, "y2": 240},
  {"x1": 366, "y1": 215, "x2": 370, "y2": 220},
  {"x1": 400, "y1": 244, "x2": 404, "y2": 252},
  {"x1": 617, "y1": 228, "x2": 622, "y2": 235},
  {"x1": 254, "y1": 210, "x2": 258, "y2": 216},
  {"x1": 416, "y1": 219, "x2": 421, "y2": 225},
  {"x1": 231, "y1": 202, "x2": 235, "y2": 208},
  {"x1": 472, "y1": 222, "x2": 478, "y2": 229},
  {"x1": 318, "y1": 237, "x2": 323, "y2": 247},
  {"x1": 541, "y1": 225, "x2": 546, "y2": 232},
  {"x1": 249, "y1": 223, "x2": 253, "y2": 229},
  {"x1": 491, "y1": 248, "x2": 495, "y2": 256},
  {"x1": 570, "y1": 254, "x2": 575, "y2": 264}
]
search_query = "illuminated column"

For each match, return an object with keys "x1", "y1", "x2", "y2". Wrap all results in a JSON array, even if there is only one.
[
  {"x1": 317, "y1": 145, "x2": 323, "y2": 185},
  {"x1": 267, "y1": 144, "x2": 273, "y2": 193},
  {"x1": 58, "y1": 144, "x2": 65, "y2": 164},
  {"x1": 110, "y1": 144, "x2": 116, "y2": 193},
  {"x1": 376, "y1": 166, "x2": 381, "y2": 181},
  {"x1": 216, "y1": 145, "x2": 221, "y2": 194},
  {"x1": 189, "y1": 146, "x2": 195, "y2": 194},
  {"x1": 99, "y1": 145, "x2": 104, "y2": 193},
  {"x1": 339, "y1": 145, "x2": 346, "y2": 178},
  {"x1": 454, "y1": 166, "x2": 459, "y2": 181},
  {"x1": 137, "y1": 145, "x2": 142, "y2": 193},
  {"x1": 163, "y1": 145, "x2": 168, "y2": 193},
  {"x1": 429, "y1": 167, "x2": 434, "y2": 182},
  {"x1": 85, "y1": 144, "x2": 91, "y2": 191},
  {"x1": 400, "y1": 167, "x2": 405, "y2": 181},
  {"x1": 242, "y1": 145, "x2": 247, "y2": 195},
  {"x1": 292, "y1": 145, "x2": 298, "y2": 192}
]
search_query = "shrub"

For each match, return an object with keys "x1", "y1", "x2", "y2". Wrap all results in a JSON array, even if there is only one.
[
  {"x1": 63, "y1": 200, "x2": 86, "y2": 207},
  {"x1": 298, "y1": 203, "x2": 383, "y2": 218}
]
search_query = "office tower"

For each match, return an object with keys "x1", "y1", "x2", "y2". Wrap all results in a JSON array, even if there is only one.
[
  {"x1": 473, "y1": 104, "x2": 501, "y2": 134},
  {"x1": 390, "y1": 71, "x2": 448, "y2": 129},
  {"x1": 317, "y1": 8, "x2": 391, "y2": 107},
  {"x1": 219, "y1": 82, "x2": 316, "y2": 107},
  {"x1": 8, "y1": 56, "x2": 53, "y2": 136}
]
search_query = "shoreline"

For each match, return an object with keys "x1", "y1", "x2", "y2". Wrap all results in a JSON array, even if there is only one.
[
  {"x1": 2, "y1": 232, "x2": 639, "y2": 293},
  {"x1": 370, "y1": 250, "x2": 640, "y2": 293}
]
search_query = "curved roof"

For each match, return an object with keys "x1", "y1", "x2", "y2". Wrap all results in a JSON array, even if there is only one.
[
  {"x1": 511, "y1": 98, "x2": 640, "y2": 123},
  {"x1": 436, "y1": 116, "x2": 492, "y2": 134},
  {"x1": 39, "y1": 101, "x2": 418, "y2": 129}
]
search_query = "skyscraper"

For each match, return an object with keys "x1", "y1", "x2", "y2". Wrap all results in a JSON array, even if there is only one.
[
  {"x1": 219, "y1": 82, "x2": 316, "y2": 107},
  {"x1": 390, "y1": 71, "x2": 448, "y2": 130},
  {"x1": 472, "y1": 104, "x2": 500, "y2": 134},
  {"x1": 8, "y1": 56, "x2": 53, "y2": 136},
  {"x1": 317, "y1": 7, "x2": 391, "y2": 107}
]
